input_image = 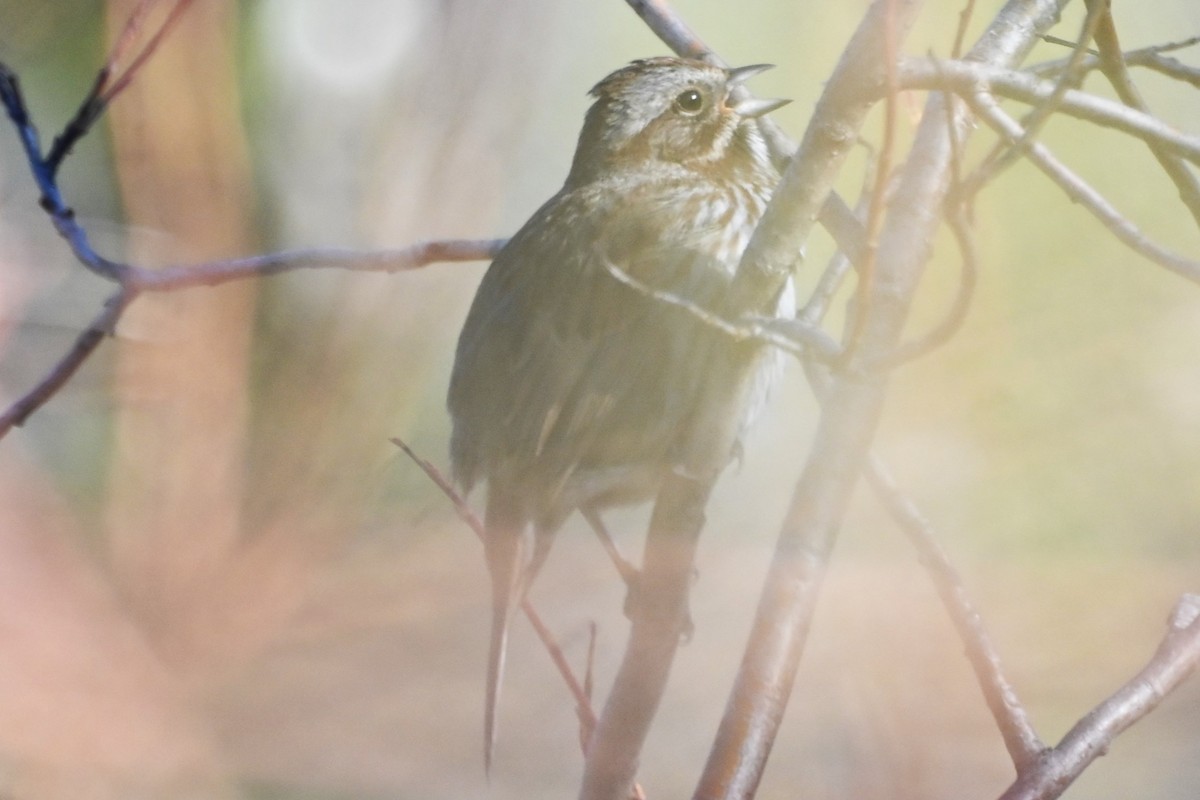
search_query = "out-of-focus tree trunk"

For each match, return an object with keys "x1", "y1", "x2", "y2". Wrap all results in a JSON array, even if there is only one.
[{"x1": 103, "y1": 0, "x2": 257, "y2": 675}]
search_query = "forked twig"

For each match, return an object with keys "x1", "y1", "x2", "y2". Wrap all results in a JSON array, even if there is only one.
[
  {"x1": 46, "y1": 0, "x2": 198, "y2": 173},
  {"x1": 999, "y1": 596, "x2": 1200, "y2": 800}
]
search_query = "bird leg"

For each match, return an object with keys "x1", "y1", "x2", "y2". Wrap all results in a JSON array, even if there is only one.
[
  {"x1": 580, "y1": 504, "x2": 640, "y2": 587},
  {"x1": 580, "y1": 504, "x2": 694, "y2": 641}
]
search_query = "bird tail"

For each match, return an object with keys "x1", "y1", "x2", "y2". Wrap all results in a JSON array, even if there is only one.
[{"x1": 483, "y1": 491, "x2": 527, "y2": 775}]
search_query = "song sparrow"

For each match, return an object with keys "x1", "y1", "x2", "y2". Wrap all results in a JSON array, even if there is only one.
[{"x1": 447, "y1": 57, "x2": 790, "y2": 768}]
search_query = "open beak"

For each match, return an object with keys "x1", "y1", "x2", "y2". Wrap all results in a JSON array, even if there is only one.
[
  {"x1": 732, "y1": 96, "x2": 791, "y2": 118},
  {"x1": 726, "y1": 63, "x2": 790, "y2": 118},
  {"x1": 727, "y1": 63, "x2": 775, "y2": 84}
]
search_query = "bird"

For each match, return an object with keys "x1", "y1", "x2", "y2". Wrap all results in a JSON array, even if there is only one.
[{"x1": 446, "y1": 56, "x2": 790, "y2": 770}]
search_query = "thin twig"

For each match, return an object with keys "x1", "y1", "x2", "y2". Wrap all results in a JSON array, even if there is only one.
[
  {"x1": 99, "y1": 0, "x2": 197, "y2": 105},
  {"x1": 45, "y1": 0, "x2": 198, "y2": 173},
  {"x1": 3, "y1": 7, "x2": 503, "y2": 439},
  {"x1": 1030, "y1": 34, "x2": 1200, "y2": 84},
  {"x1": 598, "y1": 255, "x2": 839, "y2": 361},
  {"x1": 130, "y1": 240, "x2": 505, "y2": 289},
  {"x1": 0, "y1": 240, "x2": 501, "y2": 441},
  {"x1": 872, "y1": 58, "x2": 980, "y2": 368},
  {"x1": 798, "y1": 146, "x2": 877, "y2": 328},
  {"x1": 389, "y1": 439, "x2": 600, "y2": 740},
  {"x1": 895, "y1": 57, "x2": 1200, "y2": 165},
  {"x1": 0, "y1": 288, "x2": 138, "y2": 438},
  {"x1": 951, "y1": 0, "x2": 979, "y2": 59}
]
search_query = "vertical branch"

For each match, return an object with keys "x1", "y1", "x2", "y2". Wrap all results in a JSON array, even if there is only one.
[
  {"x1": 579, "y1": 472, "x2": 718, "y2": 800},
  {"x1": 841, "y1": 0, "x2": 901, "y2": 364}
]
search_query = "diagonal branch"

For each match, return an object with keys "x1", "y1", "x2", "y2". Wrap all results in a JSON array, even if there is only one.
[
  {"x1": 965, "y1": 90, "x2": 1200, "y2": 284},
  {"x1": 1030, "y1": 35, "x2": 1200, "y2": 89},
  {"x1": 727, "y1": 0, "x2": 922, "y2": 319},
  {"x1": 865, "y1": 455, "x2": 1045, "y2": 769},
  {"x1": 0, "y1": 288, "x2": 138, "y2": 438},
  {"x1": 998, "y1": 595, "x2": 1200, "y2": 800},
  {"x1": 0, "y1": 239, "x2": 501, "y2": 441}
]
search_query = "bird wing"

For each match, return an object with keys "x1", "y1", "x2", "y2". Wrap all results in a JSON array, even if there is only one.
[{"x1": 447, "y1": 175, "x2": 759, "y2": 520}]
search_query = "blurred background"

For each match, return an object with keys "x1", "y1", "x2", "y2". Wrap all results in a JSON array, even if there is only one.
[{"x1": 0, "y1": 1, "x2": 1197, "y2": 798}]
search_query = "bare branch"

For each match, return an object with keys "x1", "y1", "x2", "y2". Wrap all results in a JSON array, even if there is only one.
[
  {"x1": 45, "y1": 0, "x2": 198, "y2": 173},
  {"x1": 865, "y1": 455, "x2": 1045, "y2": 768},
  {"x1": 951, "y1": 0, "x2": 979, "y2": 59},
  {"x1": 896, "y1": 58, "x2": 1200, "y2": 165},
  {"x1": 128, "y1": 240, "x2": 505, "y2": 290},
  {"x1": 1030, "y1": 34, "x2": 1200, "y2": 87},
  {"x1": 99, "y1": 0, "x2": 198, "y2": 106},
  {"x1": 598, "y1": 256, "x2": 840, "y2": 361},
  {"x1": 0, "y1": 239, "x2": 501, "y2": 441},
  {"x1": 966, "y1": 90, "x2": 1200, "y2": 284},
  {"x1": 728, "y1": 0, "x2": 923, "y2": 319},
  {"x1": 624, "y1": 0, "x2": 708, "y2": 61},
  {"x1": 0, "y1": 288, "x2": 138, "y2": 438},
  {"x1": 874, "y1": 193, "x2": 978, "y2": 368},
  {"x1": 998, "y1": 595, "x2": 1200, "y2": 800},
  {"x1": 841, "y1": 0, "x2": 903, "y2": 365}
]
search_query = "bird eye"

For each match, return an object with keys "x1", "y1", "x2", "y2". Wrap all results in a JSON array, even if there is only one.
[{"x1": 674, "y1": 88, "x2": 705, "y2": 115}]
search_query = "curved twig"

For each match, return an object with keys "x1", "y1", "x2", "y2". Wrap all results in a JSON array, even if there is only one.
[{"x1": 874, "y1": 196, "x2": 978, "y2": 368}]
